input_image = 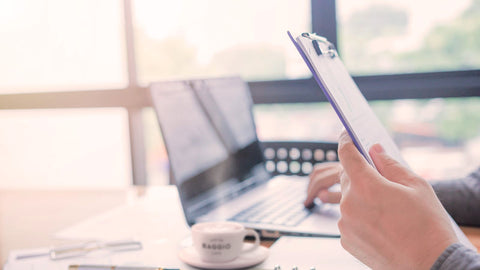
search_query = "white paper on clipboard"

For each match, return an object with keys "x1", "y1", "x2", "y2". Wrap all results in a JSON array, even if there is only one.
[
  {"x1": 288, "y1": 31, "x2": 476, "y2": 250},
  {"x1": 288, "y1": 31, "x2": 407, "y2": 168}
]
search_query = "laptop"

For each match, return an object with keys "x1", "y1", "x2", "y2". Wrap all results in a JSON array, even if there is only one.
[{"x1": 150, "y1": 77, "x2": 341, "y2": 238}]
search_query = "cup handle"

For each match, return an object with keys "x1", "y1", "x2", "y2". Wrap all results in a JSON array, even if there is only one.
[{"x1": 242, "y1": 229, "x2": 260, "y2": 253}]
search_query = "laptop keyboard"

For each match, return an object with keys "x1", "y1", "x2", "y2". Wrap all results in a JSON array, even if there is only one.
[{"x1": 229, "y1": 186, "x2": 312, "y2": 227}]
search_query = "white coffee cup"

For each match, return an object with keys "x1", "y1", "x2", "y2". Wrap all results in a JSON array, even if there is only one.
[{"x1": 191, "y1": 221, "x2": 260, "y2": 263}]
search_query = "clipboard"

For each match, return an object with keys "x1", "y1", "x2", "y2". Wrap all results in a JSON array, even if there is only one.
[
  {"x1": 287, "y1": 31, "x2": 408, "y2": 168},
  {"x1": 287, "y1": 31, "x2": 478, "y2": 251}
]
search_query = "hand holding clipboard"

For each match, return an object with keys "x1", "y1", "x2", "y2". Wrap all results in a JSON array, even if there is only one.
[{"x1": 288, "y1": 31, "x2": 476, "y2": 268}]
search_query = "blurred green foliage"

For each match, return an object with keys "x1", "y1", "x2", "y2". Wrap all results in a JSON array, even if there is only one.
[
  {"x1": 436, "y1": 98, "x2": 480, "y2": 142},
  {"x1": 339, "y1": 0, "x2": 480, "y2": 74},
  {"x1": 397, "y1": 0, "x2": 480, "y2": 72},
  {"x1": 370, "y1": 98, "x2": 480, "y2": 144}
]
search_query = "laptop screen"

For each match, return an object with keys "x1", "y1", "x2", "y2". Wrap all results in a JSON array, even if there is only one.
[{"x1": 150, "y1": 77, "x2": 266, "y2": 222}]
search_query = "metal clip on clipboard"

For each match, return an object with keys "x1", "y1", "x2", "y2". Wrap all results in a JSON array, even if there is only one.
[{"x1": 301, "y1": 33, "x2": 337, "y2": 58}]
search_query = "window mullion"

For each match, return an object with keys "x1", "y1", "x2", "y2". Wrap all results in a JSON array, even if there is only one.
[
  {"x1": 311, "y1": 0, "x2": 338, "y2": 48},
  {"x1": 123, "y1": 0, "x2": 147, "y2": 186},
  {"x1": 124, "y1": 0, "x2": 139, "y2": 87}
]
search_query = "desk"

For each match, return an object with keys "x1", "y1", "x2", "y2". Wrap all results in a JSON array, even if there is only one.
[
  {"x1": 462, "y1": 227, "x2": 480, "y2": 252},
  {"x1": 1, "y1": 186, "x2": 479, "y2": 268},
  {"x1": 0, "y1": 188, "x2": 135, "y2": 266}
]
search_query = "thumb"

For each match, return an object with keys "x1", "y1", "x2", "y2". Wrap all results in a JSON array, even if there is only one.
[
  {"x1": 337, "y1": 130, "x2": 379, "y2": 185},
  {"x1": 369, "y1": 144, "x2": 416, "y2": 186}
]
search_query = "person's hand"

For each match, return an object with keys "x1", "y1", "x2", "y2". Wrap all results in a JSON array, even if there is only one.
[
  {"x1": 304, "y1": 162, "x2": 343, "y2": 207},
  {"x1": 337, "y1": 131, "x2": 458, "y2": 269}
]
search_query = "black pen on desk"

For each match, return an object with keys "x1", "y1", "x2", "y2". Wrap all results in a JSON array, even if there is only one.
[{"x1": 69, "y1": 265, "x2": 179, "y2": 270}]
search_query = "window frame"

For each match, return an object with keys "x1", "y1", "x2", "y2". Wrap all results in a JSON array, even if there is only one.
[
  {"x1": 250, "y1": 0, "x2": 480, "y2": 103},
  {"x1": 0, "y1": 0, "x2": 479, "y2": 185}
]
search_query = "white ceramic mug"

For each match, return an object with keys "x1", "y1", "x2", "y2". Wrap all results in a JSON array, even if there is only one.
[{"x1": 191, "y1": 221, "x2": 260, "y2": 262}]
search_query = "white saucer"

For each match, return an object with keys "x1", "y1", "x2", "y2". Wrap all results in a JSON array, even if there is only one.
[{"x1": 178, "y1": 243, "x2": 269, "y2": 269}]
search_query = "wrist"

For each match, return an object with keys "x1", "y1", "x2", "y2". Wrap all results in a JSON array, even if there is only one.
[
  {"x1": 430, "y1": 243, "x2": 464, "y2": 270},
  {"x1": 416, "y1": 237, "x2": 458, "y2": 269}
]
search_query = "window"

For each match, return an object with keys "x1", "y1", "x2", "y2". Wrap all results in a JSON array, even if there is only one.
[
  {"x1": 133, "y1": 0, "x2": 311, "y2": 83},
  {"x1": 142, "y1": 108, "x2": 169, "y2": 185},
  {"x1": 254, "y1": 97, "x2": 480, "y2": 180},
  {"x1": 1, "y1": 0, "x2": 479, "y2": 187},
  {"x1": 337, "y1": 0, "x2": 480, "y2": 75},
  {"x1": 0, "y1": 0, "x2": 127, "y2": 93},
  {"x1": 0, "y1": 109, "x2": 131, "y2": 188}
]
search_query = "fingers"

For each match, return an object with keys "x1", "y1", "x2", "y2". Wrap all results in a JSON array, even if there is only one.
[
  {"x1": 318, "y1": 189, "x2": 342, "y2": 204},
  {"x1": 309, "y1": 162, "x2": 339, "y2": 180},
  {"x1": 369, "y1": 144, "x2": 417, "y2": 186},
  {"x1": 307, "y1": 162, "x2": 340, "y2": 190},
  {"x1": 304, "y1": 163, "x2": 342, "y2": 206},
  {"x1": 337, "y1": 131, "x2": 378, "y2": 185}
]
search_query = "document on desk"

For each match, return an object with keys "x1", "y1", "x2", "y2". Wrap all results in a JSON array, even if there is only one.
[
  {"x1": 54, "y1": 186, "x2": 190, "y2": 242},
  {"x1": 4, "y1": 244, "x2": 179, "y2": 270},
  {"x1": 260, "y1": 236, "x2": 368, "y2": 270},
  {"x1": 5, "y1": 187, "x2": 194, "y2": 270}
]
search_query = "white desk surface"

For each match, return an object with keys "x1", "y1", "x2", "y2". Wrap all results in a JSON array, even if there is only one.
[
  {"x1": 4, "y1": 186, "x2": 369, "y2": 270},
  {"x1": 4, "y1": 186, "x2": 191, "y2": 269},
  {"x1": 4, "y1": 186, "x2": 478, "y2": 270}
]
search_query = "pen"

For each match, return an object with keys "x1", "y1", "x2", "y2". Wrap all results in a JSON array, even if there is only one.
[{"x1": 68, "y1": 265, "x2": 179, "y2": 270}]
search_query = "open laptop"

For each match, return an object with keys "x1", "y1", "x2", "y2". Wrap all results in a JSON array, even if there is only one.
[{"x1": 150, "y1": 77, "x2": 340, "y2": 238}]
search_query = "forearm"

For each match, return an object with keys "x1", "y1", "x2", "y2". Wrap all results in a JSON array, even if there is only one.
[
  {"x1": 432, "y1": 168, "x2": 480, "y2": 227},
  {"x1": 431, "y1": 243, "x2": 480, "y2": 270}
]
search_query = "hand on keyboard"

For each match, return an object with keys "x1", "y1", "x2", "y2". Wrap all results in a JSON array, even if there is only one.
[{"x1": 304, "y1": 162, "x2": 343, "y2": 207}]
